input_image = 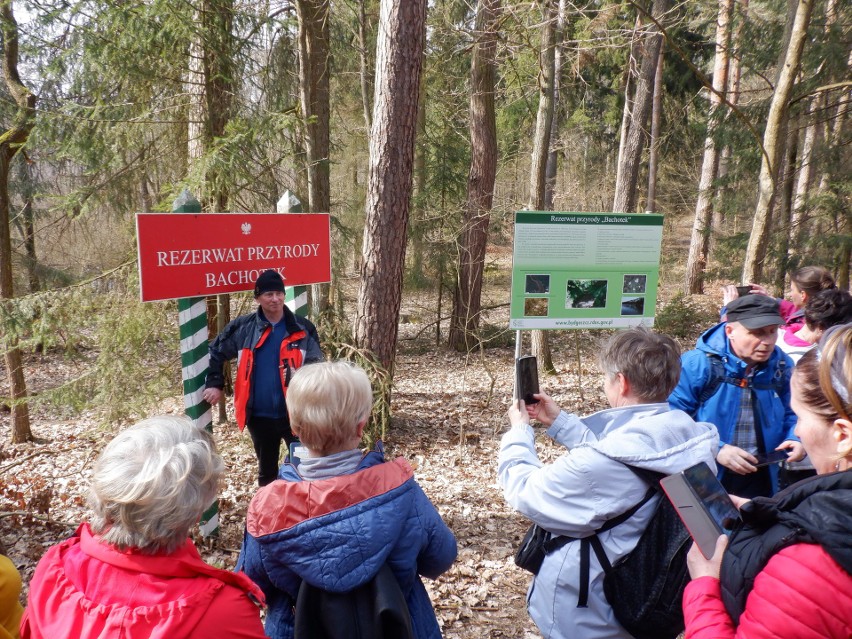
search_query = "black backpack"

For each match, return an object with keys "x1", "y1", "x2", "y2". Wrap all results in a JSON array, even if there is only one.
[
  {"x1": 516, "y1": 466, "x2": 690, "y2": 639},
  {"x1": 293, "y1": 562, "x2": 414, "y2": 639},
  {"x1": 586, "y1": 467, "x2": 690, "y2": 639}
]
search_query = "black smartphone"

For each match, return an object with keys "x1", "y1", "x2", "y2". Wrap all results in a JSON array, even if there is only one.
[
  {"x1": 736, "y1": 285, "x2": 753, "y2": 297},
  {"x1": 754, "y1": 449, "x2": 788, "y2": 467},
  {"x1": 662, "y1": 462, "x2": 742, "y2": 559},
  {"x1": 515, "y1": 355, "x2": 540, "y2": 405}
]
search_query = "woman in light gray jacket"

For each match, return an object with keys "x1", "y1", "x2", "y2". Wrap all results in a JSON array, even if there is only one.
[{"x1": 499, "y1": 327, "x2": 719, "y2": 639}]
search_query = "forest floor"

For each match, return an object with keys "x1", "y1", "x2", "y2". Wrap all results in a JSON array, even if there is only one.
[{"x1": 0, "y1": 252, "x2": 724, "y2": 637}]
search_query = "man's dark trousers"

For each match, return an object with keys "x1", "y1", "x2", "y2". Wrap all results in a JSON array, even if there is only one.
[{"x1": 247, "y1": 416, "x2": 296, "y2": 486}]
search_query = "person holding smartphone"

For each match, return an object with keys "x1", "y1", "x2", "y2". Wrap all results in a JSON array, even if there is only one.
[
  {"x1": 498, "y1": 327, "x2": 718, "y2": 639},
  {"x1": 669, "y1": 295, "x2": 804, "y2": 498},
  {"x1": 721, "y1": 265, "x2": 836, "y2": 328},
  {"x1": 682, "y1": 323, "x2": 852, "y2": 639}
]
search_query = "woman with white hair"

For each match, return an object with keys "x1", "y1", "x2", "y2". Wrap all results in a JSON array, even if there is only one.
[
  {"x1": 21, "y1": 416, "x2": 266, "y2": 639},
  {"x1": 240, "y1": 360, "x2": 457, "y2": 639}
]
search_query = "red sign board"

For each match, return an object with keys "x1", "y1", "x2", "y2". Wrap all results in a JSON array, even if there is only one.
[{"x1": 136, "y1": 213, "x2": 331, "y2": 302}]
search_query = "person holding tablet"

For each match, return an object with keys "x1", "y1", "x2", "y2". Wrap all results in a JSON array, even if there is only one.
[{"x1": 683, "y1": 323, "x2": 852, "y2": 639}]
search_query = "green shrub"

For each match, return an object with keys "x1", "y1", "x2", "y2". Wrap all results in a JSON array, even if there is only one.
[{"x1": 655, "y1": 293, "x2": 718, "y2": 340}]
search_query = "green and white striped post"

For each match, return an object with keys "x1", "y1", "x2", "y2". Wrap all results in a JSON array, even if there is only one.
[
  {"x1": 173, "y1": 189, "x2": 219, "y2": 537},
  {"x1": 278, "y1": 190, "x2": 309, "y2": 318}
]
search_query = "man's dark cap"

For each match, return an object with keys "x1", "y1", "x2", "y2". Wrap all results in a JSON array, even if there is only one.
[
  {"x1": 254, "y1": 270, "x2": 286, "y2": 297},
  {"x1": 727, "y1": 295, "x2": 783, "y2": 329}
]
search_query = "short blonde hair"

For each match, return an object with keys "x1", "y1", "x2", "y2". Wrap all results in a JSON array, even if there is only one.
[
  {"x1": 288, "y1": 361, "x2": 373, "y2": 455},
  {"x1": 89, "y1": 415, "x2": 223, "y2": 554}
]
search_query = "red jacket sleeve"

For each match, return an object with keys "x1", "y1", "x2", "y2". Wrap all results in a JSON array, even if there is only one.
[{"x1": 684, "y1": 544, "x2": 852, "y2": 639}]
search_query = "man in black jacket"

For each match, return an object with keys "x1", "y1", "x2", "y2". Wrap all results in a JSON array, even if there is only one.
[{"x1": 203, "y1": 270, "x2": 323, "y2": 485}]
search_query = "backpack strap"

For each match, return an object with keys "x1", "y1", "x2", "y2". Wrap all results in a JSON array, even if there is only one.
[
  {"x1": 576, "y1": 476, "x2": 658, "y2": 608},
  {"x1": 697, "y1": 353, "x2": 744, "y2": 402},
  {"x1": 699, "y1": 352, "x2": 788, "y2": 398}
]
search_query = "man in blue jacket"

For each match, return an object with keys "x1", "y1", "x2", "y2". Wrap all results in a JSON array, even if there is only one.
[
  {"x1": 669, "y1": 295, "x2": 803, "y2": 497},
  {"x1": 202, "y1": 269, "x2": 323, "y2": 485}
]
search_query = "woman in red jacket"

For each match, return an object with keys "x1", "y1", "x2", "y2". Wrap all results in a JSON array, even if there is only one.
[
  {"x1": 21, "y1": 416, "x2": 266, "y2": 639},
  {"x1": 683, "y1": 323, "x2": 852, "y2": 639}
]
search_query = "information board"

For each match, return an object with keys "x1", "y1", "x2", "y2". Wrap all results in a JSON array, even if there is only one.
[
  {"x1": 136, "y1": 213, "x2": 331, "y2": 302},
  {"x1": 509, "y1": 211, "x2": 664, "y2": 329}
]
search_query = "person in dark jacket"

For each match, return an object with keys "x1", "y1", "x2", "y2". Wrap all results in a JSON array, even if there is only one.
[
  {"x1": 203, "y1": 269, "x2": 323, "y2": 485},
  {"x1": 669, "y1": 295, "x2": 803, "y2": 497},
  {"x1": 682, "y1": 323, "x2": 852, "y2": 639},
  {"x1": 239, "y1": 361, "x2": 457, "y2": 639}
]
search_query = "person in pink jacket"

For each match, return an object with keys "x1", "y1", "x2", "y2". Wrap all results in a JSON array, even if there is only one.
[
  {"x1": 683, "y1": 323, "x2": 852, "y2": 639},
  {"x1": 21, "y1": 416, "x2": 266, "y2": 639}
]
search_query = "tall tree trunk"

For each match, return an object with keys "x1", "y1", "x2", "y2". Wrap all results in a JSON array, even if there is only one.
[
  {"x1": 358, "y1": 0, "x2": 373, "y2": 131},
  {"x1": 742, "y1": 0, "x2": 815, "y2": 283},
  {"x1": 14, "y1": 157, "x2": 38, "y2": 293},
  {"x1": 774, "y1": 124, "x2": 798, "y2": 290},
  {"x1": 612, "y1": 0, "x2": 671, "y2": 214},
  {"x1": 684, "y1": 0, "x2": 733, "y2": 293},
  {"x1": 448, "y1": 0, "x2": 501, "y2": 352},
  {"x1": 788, "y1": 0, "x2": 838, "y2": 260},
  {"x1": 295, "y1": 0, "x2": 332, "y2": 316},
  {"x1": 789, "y1": 96, "x2": 818, "y2": 257},
  {"x1": 616, "y1": 15, "x2": 642, "y2": 189},
  {"x1": 544, "y1": 0, "x2": 567, "y2": 210},
  {"x1": 408, "y1": 81, "x2": 427, "y2": 288},
  {"x1": 528, "y1": 0, "x2": 557, "y2": 374},
  {"x1": 354, "y1": 0, "x2": 427, "y2": 375},
  {"x1": 0, "y1": 0, "x2": 35, "y2": 443},
  {"x1": 188, "y1": 0, "x2": 234, "y2": 423},
  {"x1": 646, "y1": 40, "x2": 665, "y2": 213},
  {"x1": 713, "y1": 0, "x2": 748, "y2": 235}
]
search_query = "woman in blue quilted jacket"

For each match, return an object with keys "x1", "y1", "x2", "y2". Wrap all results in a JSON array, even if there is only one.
[{"x1": 238, "y1": 361, "x2": 457, "y2": 639}]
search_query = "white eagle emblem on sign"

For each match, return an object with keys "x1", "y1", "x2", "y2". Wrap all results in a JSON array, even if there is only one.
[{"x1": 241, "y1": 222, "x2": 252, "y2": 235}]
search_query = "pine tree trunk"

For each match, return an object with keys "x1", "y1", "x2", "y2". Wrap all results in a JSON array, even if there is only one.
[
  {"x1": 358, "y1": 0, "x2": 372, "y2": 131},
  {"x1": 354, "y1": 0, "x2": 427, "y2": 374},
  {"x1": 528, "y1": 0, "x2": 558, "y2": 374},
  {"x1": 742, "y1": 0, "x2": 815, "y2": 284},
  {"x1": 0, "y1": 1, "x2": 35, "y2": 443},
  {"x1": 544, "y1": 0, "x2": 567, "y2": 211},
  {"x1": 774, "y1": 126, "x2": 798, "y2": 290},
  {"x1": 788, "y1": 97, "x2": 817, "y2": 257},
  {"x1": 448, "y1": 0, "x2": 501, "y2": 352},
  {"x1": 529, "y1": 0, "x2": 557, "y2": 212},
  {"x1": 713, "y1": 0, "x2": 748, "y2": 235},
  {"x1": 646, "y1": 41, "x2": 665, "y2": 213},
  {"x1": 408, "y1": 80, "x2": 427, "y2": 288},
  {"x1": 612, "y1": 0, "x2": 671, "y2": 214},
  {"x1": 685, "y1": 0, "x2": 733, "y2": 294},
  {"x1": 295, "y1": 0, "x2": 332, "y2": 316}
]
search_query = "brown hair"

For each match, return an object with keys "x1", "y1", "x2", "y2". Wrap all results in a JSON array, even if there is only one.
[{"x1": 791, "y1": 266, "x2": 835, "y2": 296}]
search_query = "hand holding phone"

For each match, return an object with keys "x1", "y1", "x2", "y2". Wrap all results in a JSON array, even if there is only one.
[{"x1": 662, "y1": 462, "x2": 741, "y2": 559}]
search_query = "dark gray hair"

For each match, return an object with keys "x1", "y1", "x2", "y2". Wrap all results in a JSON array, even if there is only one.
[
  {"x1": 89, "y1": 415, "x2": 223, "y2": 554},
  {"x1": 598, "y1": 327, "x2": 681, "y2": 402}
]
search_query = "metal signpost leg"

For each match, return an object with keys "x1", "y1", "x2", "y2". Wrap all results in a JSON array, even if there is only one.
[
  {"x1": 173, "y1": 190, "x2": 219, "y2": 537},
  {"x1": 278, "y1": 190, "x2": 309, "y2": 318}
]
